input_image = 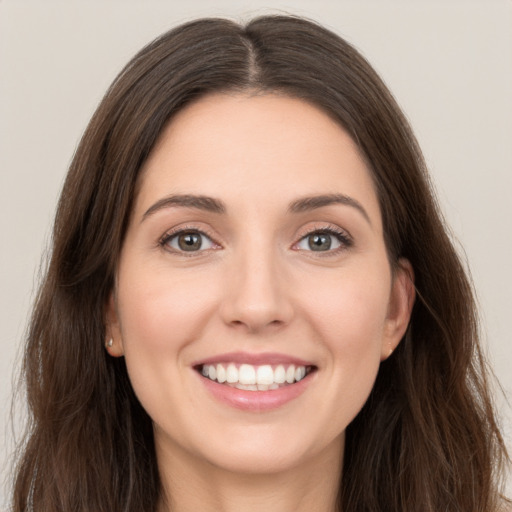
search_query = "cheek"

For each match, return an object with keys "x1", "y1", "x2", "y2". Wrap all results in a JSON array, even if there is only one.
[
  {"x1": 297, "y1": 262, "x2": 391, "y2": 400},
  {"x1": 115, "y1": 266, "x2": 219, "y2": 390},
  {"x1": 299, "y1": 265, "x2": 391, "y2": 351},
  {"x1": 118, "y1": 266, "x2": 215, "y2": 341}
]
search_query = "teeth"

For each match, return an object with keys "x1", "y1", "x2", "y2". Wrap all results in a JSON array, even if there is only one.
[
  {"x1": 286, "y1": 365, "x2": 295, "y2": 384},
  {"x1": 274, "y1": 365, "x2": 286, "y2": 384},
  {"x1": 239, "y1": 364, "x2": 256, "y2": 385},
  {"x1": 200, "y1": 362, "x2": 310, "y2": 388},
  {"x1": 235, "y1": 383, "x2": 258, "y2": 391},
  {"x1": 256, "y1": 365, "x2": 274, "y2": 385},
  {"x1": 216, "y1": 364, "x2": 226, "y2": 383},
  {"x1": 226, "y1": 364, "x2": 238, "y2": 383}
]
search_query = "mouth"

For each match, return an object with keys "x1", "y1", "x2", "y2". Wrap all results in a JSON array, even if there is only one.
[
  {"x1": 195, "y1": 362, "x2": 316, "y2": 391},
  {"x1": 192, "y1": 352, "x2": 318, "y2": 411}
]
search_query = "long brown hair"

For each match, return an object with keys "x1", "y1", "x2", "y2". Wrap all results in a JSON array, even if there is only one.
[{"x1": 12, "y1": 15, "x2": 509, "y2": 511}]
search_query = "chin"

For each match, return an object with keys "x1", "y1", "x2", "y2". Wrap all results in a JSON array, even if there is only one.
[
  {"x1": 187, "y1": 424, "x2": 344, "y2": 477},
  {"x1": 205, "y1": 445, "x2": 313, "y2": 476}
]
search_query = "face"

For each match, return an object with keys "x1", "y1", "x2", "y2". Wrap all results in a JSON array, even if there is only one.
[{"x1": 106, "y1": 93, "x2": 414, "y2": 476}]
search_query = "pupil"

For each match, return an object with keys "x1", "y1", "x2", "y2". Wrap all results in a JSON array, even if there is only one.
[
  {"x1": 178, "y1": 232, "x2": 201, "y2": 251},
  {"x1": 309, "y1": 233, "x2": 331, "y2": 251}
]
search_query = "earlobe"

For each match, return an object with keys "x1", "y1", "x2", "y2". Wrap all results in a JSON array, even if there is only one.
[
  {"x1": 104, "y1": 292, "x2": 125, "y2": 357},
  {"x1": 381, "y1": 258, "x2": 415, "y2": 361}
]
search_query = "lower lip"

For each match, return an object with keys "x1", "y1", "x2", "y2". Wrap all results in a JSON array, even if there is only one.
[{"x1": 197, "y1": 372, "x2": 314, "y2": 412}]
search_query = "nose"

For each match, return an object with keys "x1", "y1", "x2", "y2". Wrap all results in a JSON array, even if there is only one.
[{"x1": 219, "y1": 247, "x2": 294, "y2": 333}]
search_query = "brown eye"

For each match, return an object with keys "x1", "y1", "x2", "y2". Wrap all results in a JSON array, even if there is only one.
[
  {"x1": 307, "y1": 233, "x2": 332, "y2": 251},
  {"x1": 297, "y1": 232, "x2": 340, "y2": 252},
  {"x1": 164, "y1": 230, "x2": 215, "y2": 252},
  {"x1": 178, "y1": 232, "x2": 202, "y2": 251},
  {"x1": 295, "y1": 228, "x2": 352, "y2": 253}
]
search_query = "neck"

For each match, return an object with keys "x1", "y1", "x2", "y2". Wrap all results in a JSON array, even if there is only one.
[{"x1": 156, "y1": 436, "x2": 344, "y2": 512}]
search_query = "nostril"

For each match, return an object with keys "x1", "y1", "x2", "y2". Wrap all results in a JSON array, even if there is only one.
[{"x1": 227, "y1": 319, "x2": 283, "y2": 333}]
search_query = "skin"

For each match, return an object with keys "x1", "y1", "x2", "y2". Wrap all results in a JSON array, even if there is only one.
[{"x1": 106, "y1": 93, "x2": 415, "y2": 512}]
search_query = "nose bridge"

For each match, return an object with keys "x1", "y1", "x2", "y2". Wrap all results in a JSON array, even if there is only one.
[{"x1": 221, "y1": 237, "x2": 292, "y2": 331}]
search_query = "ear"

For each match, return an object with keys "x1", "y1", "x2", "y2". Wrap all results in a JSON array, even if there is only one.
[
  {"x1": 104, "y1": 292, "x2": 125, "y2": 357},
  {"x1": 381, "y1": 258, "x2": 415, "y2": 361}
]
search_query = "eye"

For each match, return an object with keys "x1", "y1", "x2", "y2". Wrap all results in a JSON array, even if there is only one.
[
  {"x1": 295, "y1": 228, "x2": 352, "y2": 252},
  {"x1": 161, "y1": 229, "x2": 216, "y2": 252}
]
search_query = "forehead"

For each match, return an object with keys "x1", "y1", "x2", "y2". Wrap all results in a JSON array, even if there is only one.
[{"x1": 136, "y1": 93, "x2": 381, "y2": 224}]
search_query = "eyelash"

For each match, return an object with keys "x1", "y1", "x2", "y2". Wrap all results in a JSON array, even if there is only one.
[
  {"x1": 158, "y1": 225, "x2": 220, "y2": 256},
  {"x1": 158, "y1": 225, "x2": 353, "y2": 255},
  {"x1": 293, "y1": 226, "x2": 353, "y2": 255}
]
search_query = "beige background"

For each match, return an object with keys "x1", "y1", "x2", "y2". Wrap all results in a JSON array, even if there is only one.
[{"x1": 1, "y1": 0, "x2": 511, "y2": 506}]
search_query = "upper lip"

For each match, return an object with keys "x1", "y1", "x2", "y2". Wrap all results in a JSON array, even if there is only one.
[{"x1": 192, "y1": 351, "x2": 316, "y2": 367}]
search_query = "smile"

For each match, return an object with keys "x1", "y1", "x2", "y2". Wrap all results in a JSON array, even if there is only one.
[
  {"x1": 199, "y1": 363, "x2": 313, "y2": 391},
  {"x1": 193, "y1": 352, "x2": 317, "y2": 411}
]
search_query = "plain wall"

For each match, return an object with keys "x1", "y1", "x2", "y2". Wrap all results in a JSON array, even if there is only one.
[{"x1": 1, "y1": 0, "x2": 511, "y2": 506}]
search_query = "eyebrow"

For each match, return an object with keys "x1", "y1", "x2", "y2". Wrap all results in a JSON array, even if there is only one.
[
  {"x1": 142, "y1": 192, "x2": 371, "y2": 225},
  {"x1": 288, "y1": 194, "x2": 371, "y2": 225},
  {"x1": 142, "y1": 194, "x2": 226, "y2": 221}
]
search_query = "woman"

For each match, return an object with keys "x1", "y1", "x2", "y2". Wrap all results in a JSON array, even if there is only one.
[{"x1": 12, "y1": 15, "x2": 509, "y2": 512}]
